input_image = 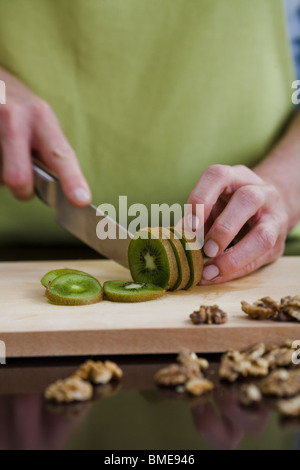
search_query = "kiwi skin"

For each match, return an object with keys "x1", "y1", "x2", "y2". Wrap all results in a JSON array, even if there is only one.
[
  {"x1": 103, "y1": 280, "x2": 165, "y2": 303},
  {"x1": 45, "y1": 273, "x2": 103, "y2": 306},
  {"x1": 154, "y1": 227, "x2": 190, "y2": 291},
  {"x1": 41, "y1": 268, "x2": 87, "y2": 287},
  {"x1": 170, "y1": 227, "x2": 204, "y2": 289}
]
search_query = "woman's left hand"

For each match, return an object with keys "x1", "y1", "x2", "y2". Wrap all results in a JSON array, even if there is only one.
[{"x1": 187, "y1": 164, "x2": 289, "y2": 284}]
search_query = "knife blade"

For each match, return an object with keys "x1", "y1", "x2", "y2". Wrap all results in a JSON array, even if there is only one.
[{"x1": 33, "y1": 158, "x2": 132, "y2": 268}]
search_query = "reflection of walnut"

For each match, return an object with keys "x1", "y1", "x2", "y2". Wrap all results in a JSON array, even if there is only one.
[
  {"x1": 260, "y1": 369, "x2": 300, "y2": 397},
  {"x1": 277, "y1": 395, "x2": 300, "y2": 416},
  {"x1": 238, "y1": 384, "x2": 262, "y2": 406},
  {"x1": 241, "y1": 297, "x2": 279, "y2": 320},
  {"x1": 190, "y1": 305, "x2": 227, "y2": 325},
  {"x1": 45, "y1": 377, "x2": 93, "y2": 403},
  {"x1": 277, "y1": 295, "x2": 300, "y2": 322},
  {"x1": 75, "y1": 360, "x2": 123, "y2": 384},
  {"x1": 185, "y1": 378, "x2": 214, "y2": 397}
]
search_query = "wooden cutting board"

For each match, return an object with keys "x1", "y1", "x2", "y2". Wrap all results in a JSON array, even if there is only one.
[{"x1": 0, "y1": 257, "x2": 299, "y2": 357}]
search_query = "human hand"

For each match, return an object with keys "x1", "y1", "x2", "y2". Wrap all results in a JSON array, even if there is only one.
[
  {"x1": 0, "y1": 67, "x2": 91, "y2": 205},
  {"x1": 191, "y1": 386, "x2": 269, "y2": 450},
  {"x1": 187, "y1": 164, "x2": 289, "y2": 284}
]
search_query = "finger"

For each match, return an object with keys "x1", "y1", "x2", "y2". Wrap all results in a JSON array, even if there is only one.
[
  {"x1": 187, "y1": 165, "x2": 263, "y2": 226},
  {"x1": 0, "y1": 154, "x2": 3, "y2": 186},
  {"x1": 0, "y1": 106, "x2": 34, "y2": 200},
  {"x1": 203, "y1": 185, "x2": 266, "y2": 258},
  {"x1": 31, "y1": 100, "x2": 91, "y2": 207},
  {"x1": 191, "y1": 403, "x2": 242, "y2": 450},
  {"x1": 201, "y1": 218, "x2": 284, "y2": 284}
]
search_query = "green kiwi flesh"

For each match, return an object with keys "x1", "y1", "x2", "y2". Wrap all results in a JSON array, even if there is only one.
[
  {"x1": 46, "y1": 273, "x2": 103, "y2": 305},
  {"x1": 128, "y1": 228, "x2": 178, "y2": 290},
  {"x1": 103, "y1": 281, "x2": 165, "y2": 302},
  {"x1": 41, "y1": 268, "x2": 87, "y2": 287},
  {"x1": 170, "y1": 227, "x2": 204, "y2": 289}
]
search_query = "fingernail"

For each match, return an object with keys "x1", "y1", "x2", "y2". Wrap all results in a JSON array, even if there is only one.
[
  {"x1": 186, "y1": 214, "x2": 200, "y2": 231},
  {"x1": 204, "y1": 240, "x2": 219, "y2": 258},
  {"x1": 74, "y1": 187, "x2": 91, "y2": 203},
  {"x1": 202, "y1": 264, "x2": 220, "y2": 281}
]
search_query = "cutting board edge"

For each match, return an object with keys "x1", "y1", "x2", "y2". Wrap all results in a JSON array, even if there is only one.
[{"x1": 2, "y1": 324, "x2": 300, "y2": 358}]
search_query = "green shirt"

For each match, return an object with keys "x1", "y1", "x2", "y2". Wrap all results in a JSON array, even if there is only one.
[{"x1": 0, "y1": 0, "x2": 295, "y2": 245}]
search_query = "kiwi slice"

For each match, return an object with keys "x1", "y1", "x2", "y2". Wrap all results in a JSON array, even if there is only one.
[
  {"x1": 103, "y1": 281, "x2": 165, "y2": 303},
  {"x1": 41, "y1": 268, "x2": 87, "y2": 287},
  {"x1": 170, "y1": 227, "x2": 204, "y2": 289},
  {"x1": 46, "y1": 273, "x2": 103, "y2": 305},
  {"x1": 155, "y1": 227, "x2": 190, "y2": 291},
  {"x1": 128, "y1": 227, "x2": 178, "y2": 290}
]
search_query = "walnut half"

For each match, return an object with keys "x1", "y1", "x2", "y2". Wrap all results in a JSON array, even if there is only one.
[
  {"x1": 260, "y1": 369, "x2": 300, "y2": 397},
  {"x1": 45, "y1": 377, "x2": 93, "y2": 403},
  {"x1": 155, "y1": 348, "x2": 213, "y2": 396},
  {"x1": 277, "y1": 295, "x2": 300, "y2": 322},
  {"x1": 190, "y1": 305, "x2": 228, "y2": 325},
  {"x1": 241, "y1": 297, "x2": 279, "y2": 320}
]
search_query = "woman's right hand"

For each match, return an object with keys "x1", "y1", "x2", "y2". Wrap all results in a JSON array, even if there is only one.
[{"x1": 0, "y1": 67, "x2": 91, "y2": 205}]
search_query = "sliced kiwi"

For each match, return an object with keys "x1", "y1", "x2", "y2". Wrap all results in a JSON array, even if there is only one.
[
  {"x1": 46, "y1": 273, "x2": 103, "y2": 305},
  {"x1": 155, "y1": 227, "x2": 190, "y2": 291},
  {"x1": 103, "y1": 281, "x2": 165, "y2": 303},
  {"x1": 41, "y1": 268, "x2": 87, "y2": 287},
  {"x1": 170, "y1": 227, "x2": 204, "y2": 289},
  {"x1": 128, "y1": 227, "x2": 178, "y2": 290}
]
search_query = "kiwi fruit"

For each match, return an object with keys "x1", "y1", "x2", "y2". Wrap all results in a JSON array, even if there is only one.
[
  {"x1": 103, "y1": 281, "x2": 165, "y2": 302},
  {"x1": 41, "y1": 268, "x2": 87, "y2": 287},
  {"x1": 151, "y1": 227, "x2": 190, "y2": 291},
  {"x1": 45, "y1": 273, "x2": 103, "y2": 305},
  {"x1": 170, "y1": 227, "x2": 204, "y2": 289},
  {"x1": 128, "y1": 227, "x2": 178, "y2": 290}
]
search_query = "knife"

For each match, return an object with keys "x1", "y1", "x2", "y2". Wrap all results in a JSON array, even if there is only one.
[{"x1": 33, "y1": 157, "x2": 132, "y2": 268}]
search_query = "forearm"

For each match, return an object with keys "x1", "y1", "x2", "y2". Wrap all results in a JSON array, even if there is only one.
[{"x1": 254, "y1": 110, "x2": 300, "y2": 232}]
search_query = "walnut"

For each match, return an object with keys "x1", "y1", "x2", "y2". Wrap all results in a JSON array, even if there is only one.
[
  {"x1": 185, "y1": 377, "x2": 214, "y2": 396},
  {"x1": 243, "y1": 342, "x2": 266, "y2": 361},
  {"x1": 277, "y1": 395, "x2": 300, "y2": 417},
  {"x1": 74, "y1": 360, "x2": 123, "y2": 384},
  {"x1": 154, "y1": 364, "x2": 198, "y2": 387},
  {"x1": 104, "y1": 361, "x2": 123, "y2": 380},
  {"x1": 219, "y1": 343, "x2": 269, "y2": 382},
  {"x1": 219, "y1": 355, "x2": 239, "y2": 382},
  {"x1": 238, "y1": 384, "x2": 262, "y2": 406},
  {"x1": 190, "y1": 305, "x2": 227, "y2": 325},
  {"x1": 241, "y1": 297, "x2": 279, "y2": 320},
  {"x1": 45, "y1": 376, "x2": 93, "y2": 403},
  {"x1": 263, "y1": 346, "x2": 295, "y2": 369},
  {"x1": 74, "y1": 360, "x2": 94, "y2": 380},
  {"x1": 234, "y1": 358, "x2": 269, "y2": 378},
  {"x1": 260, "y1": 369, "x2": 300, "y2": 397},
  {"x1": 155, "y1": 348, "x2": 211, "y2": 388},
  {"x1": 177, "y1": 348, "x2": 209, "y2": 371},
  {"x1": 277, "y1": 295, "x2": 300, "y2": 322}
]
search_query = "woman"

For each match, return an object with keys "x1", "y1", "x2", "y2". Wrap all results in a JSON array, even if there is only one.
[{"x1": 0, "y1": 0, "x2": 299, "y2": 284}]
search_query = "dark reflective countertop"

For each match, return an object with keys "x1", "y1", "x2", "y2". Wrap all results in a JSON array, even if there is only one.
[
  {"x1": 1, "y1": 354, "x2": 300, "y2": 450},
  {"x1": 0, "y1": 243, "x2": 299, "y2": 450}
]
